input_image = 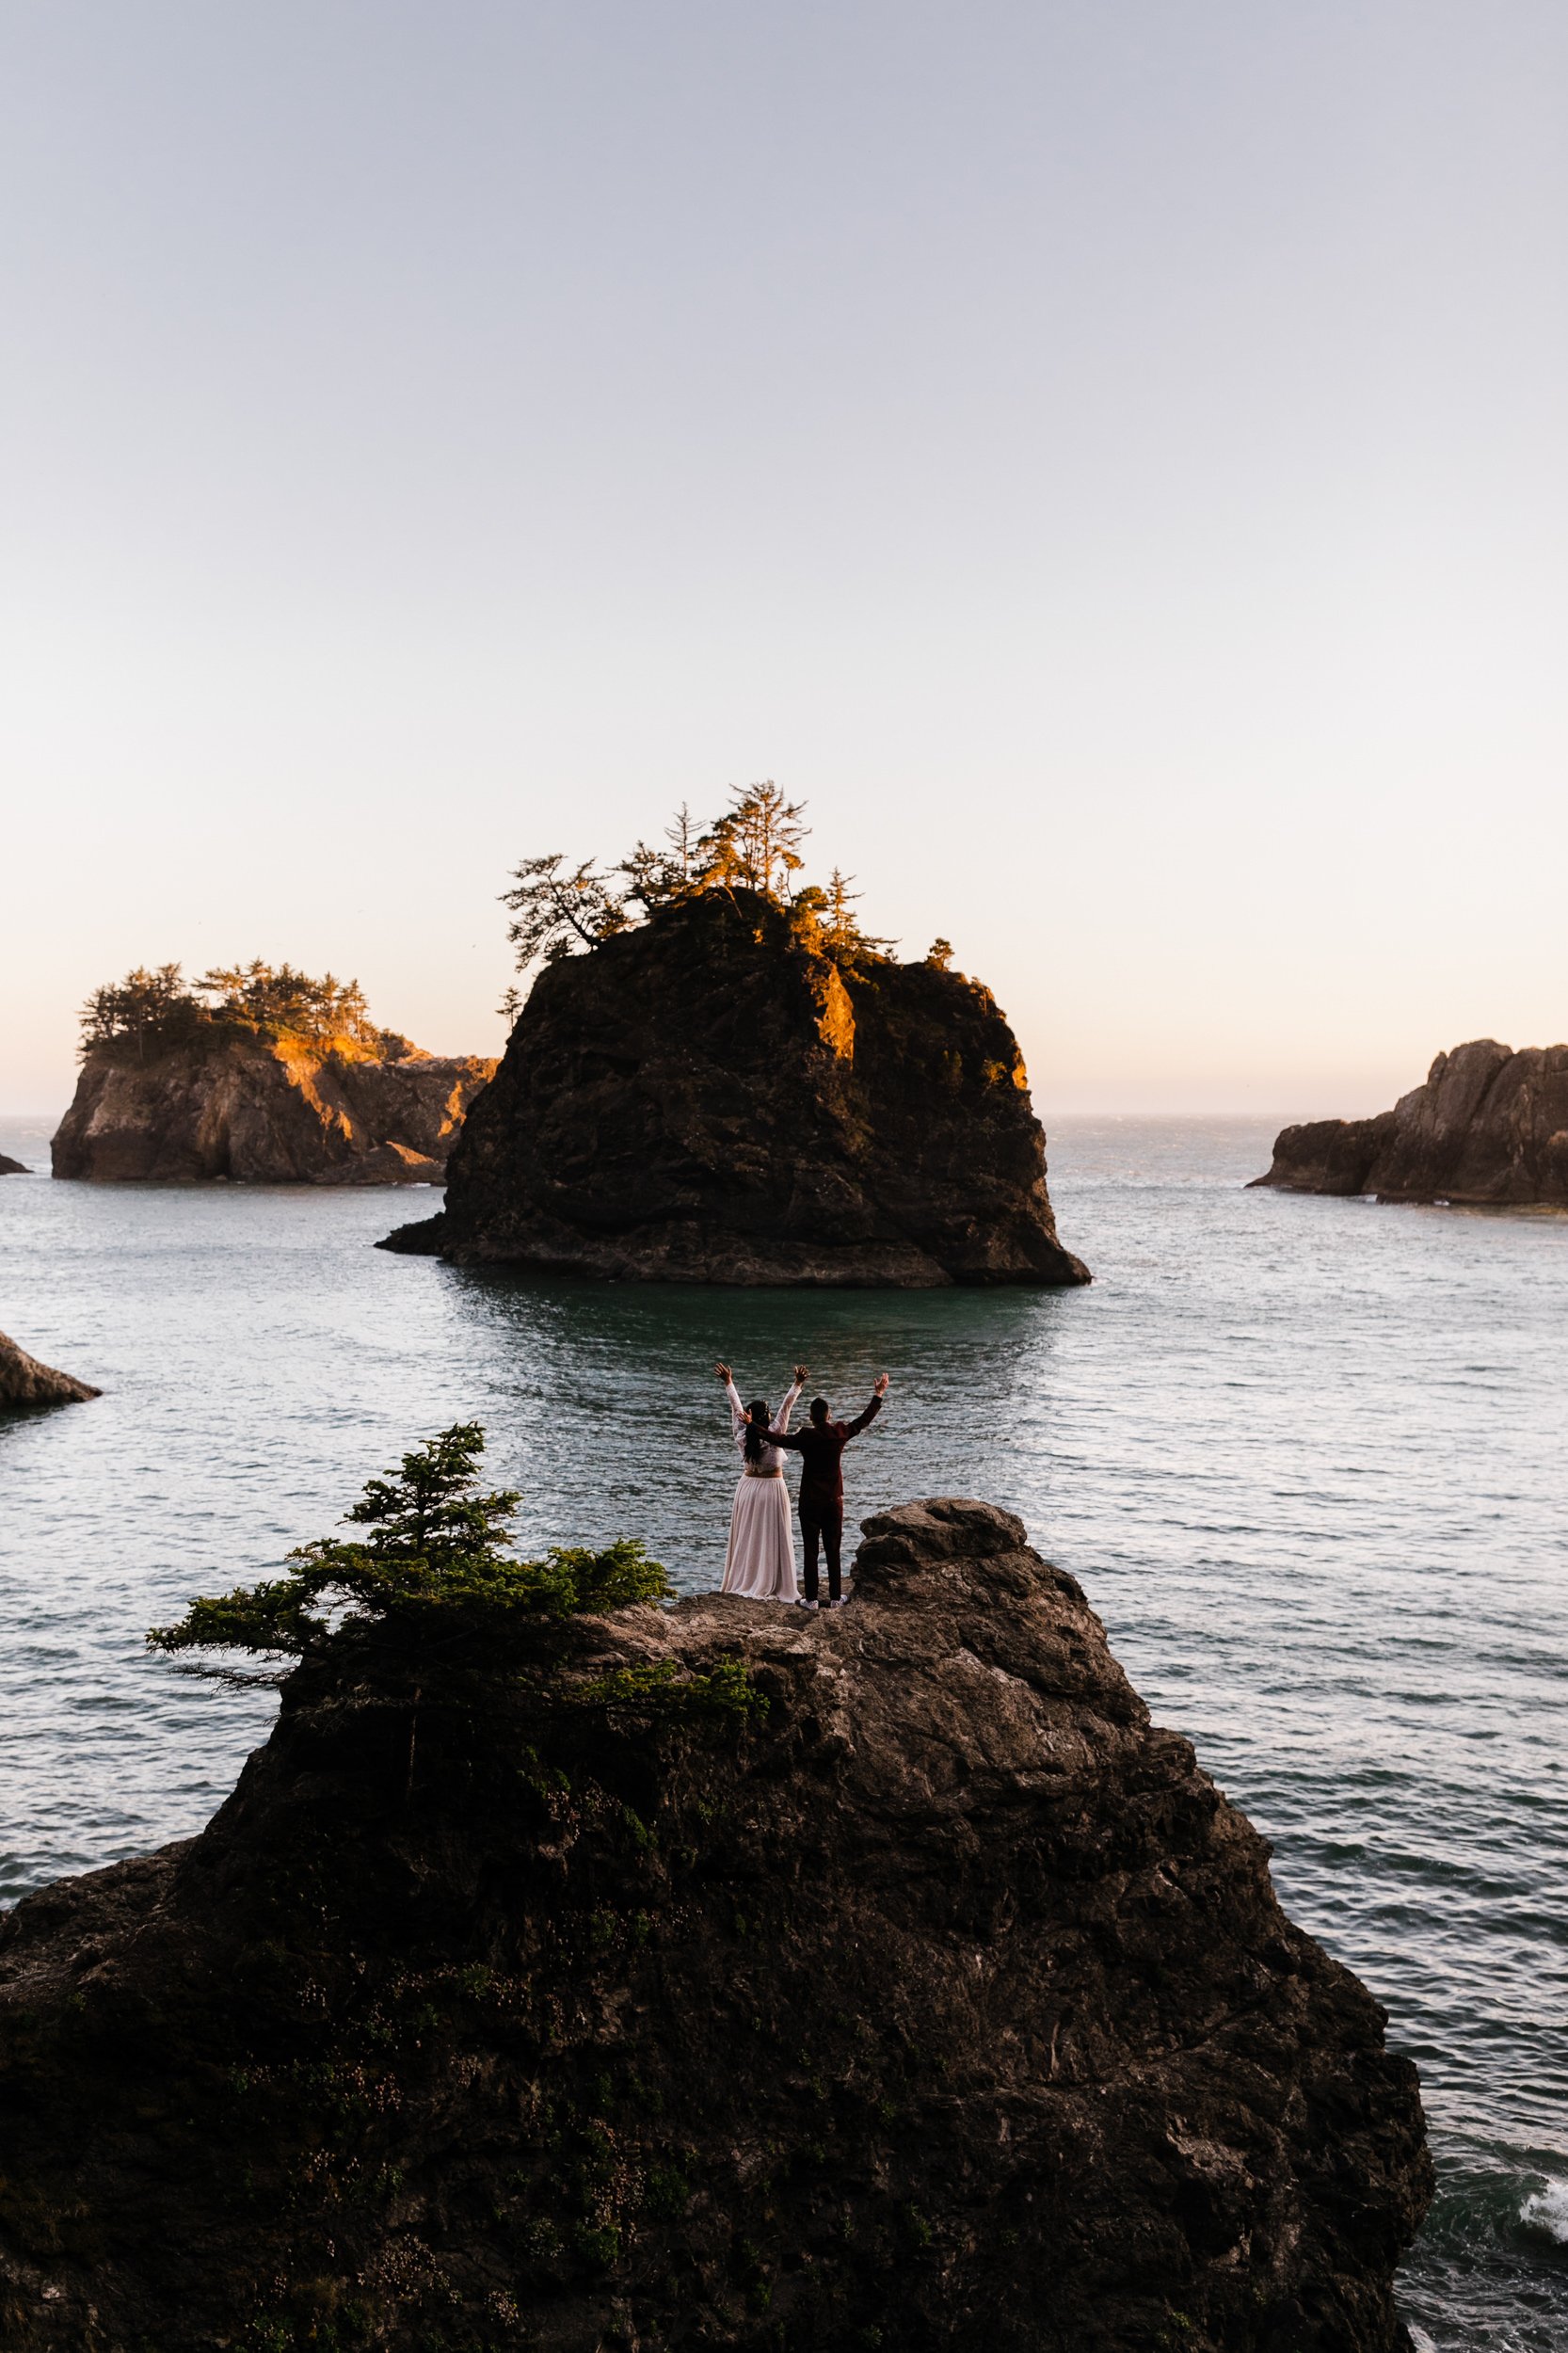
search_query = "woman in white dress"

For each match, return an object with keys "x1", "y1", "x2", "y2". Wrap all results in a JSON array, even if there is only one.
[{"x1": 714, "y1": 1360, "x2": 808, "y2": 1601}]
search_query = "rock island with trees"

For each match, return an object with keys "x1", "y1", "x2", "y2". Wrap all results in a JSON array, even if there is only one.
[
  {"x1": 386, "y1": 782, "x2": 1090, "y2": 1286},
  {"x1": 53, "y1": 959, "x2": 495, "y2": 1185}
]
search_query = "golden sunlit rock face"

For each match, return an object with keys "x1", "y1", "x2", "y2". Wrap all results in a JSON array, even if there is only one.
[
  {"x1": 383, "y1": 888, "x2": 1090, "y2": 1286},
  {"x1": 51, "y1": 1032, "x2": 496, "y2": 1185},
  {"x1": 810, "y1": 961, "x2": 856, "y2": 1061}
]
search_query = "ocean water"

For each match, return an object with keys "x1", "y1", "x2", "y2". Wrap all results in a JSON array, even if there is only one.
[{"x1": 0, "y1": 1112, "x2": 1563, "y2": 2348}]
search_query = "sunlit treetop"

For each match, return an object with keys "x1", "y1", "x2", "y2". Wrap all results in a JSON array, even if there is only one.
[
  {"x1": 78, "y1": 959, "x2": 407, "y2": 1061},
  {"x1": 501, "y1": 782, "x2": 896, "y2": 984}
]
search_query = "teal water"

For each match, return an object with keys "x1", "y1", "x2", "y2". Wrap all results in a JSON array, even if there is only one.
[{"x1": 0, "y1": 1114, "x2": 1563, "y2": 2347}]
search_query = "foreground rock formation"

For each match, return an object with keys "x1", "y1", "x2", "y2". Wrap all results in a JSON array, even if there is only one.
[
  {"x1": 53, "y1": 1032, "x2": 496, "y2": 1185},
  {"x1": 0, "y1": 1329, "x2": 99, "y2": 1407},
  {"x1": 0, "y1": 1498, "x2": 1429, "y2": 2350},
  {"x1": 1251, "y1": 1039, "x2": 1568, "y2": 1206},
  {"x1": 384, "y1": 892, "x2": 1088, "y2": 1283}
]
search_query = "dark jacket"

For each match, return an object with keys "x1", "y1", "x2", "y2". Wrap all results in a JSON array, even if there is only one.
[{"x1": 772, "y1": 1394, "x2": 883, "y2": 1506}]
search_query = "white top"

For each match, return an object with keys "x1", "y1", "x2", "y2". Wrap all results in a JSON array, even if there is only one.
[{"x1": 726, "y1": 1377, "x2": 802, "y2": 1475}]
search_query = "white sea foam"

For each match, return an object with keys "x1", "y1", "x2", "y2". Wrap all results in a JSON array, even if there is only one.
[{"x1": 1520, "y1": 2178, "x2": 1568, "y2": 2245}]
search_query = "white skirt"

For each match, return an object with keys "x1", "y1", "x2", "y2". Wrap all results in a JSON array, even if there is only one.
[{"x1": 722, "y1": 1473, "x2": 799, "y2": 1601}]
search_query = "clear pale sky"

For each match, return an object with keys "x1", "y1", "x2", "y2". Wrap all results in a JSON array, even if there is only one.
[{"x1": 3, "y1": 3, "x2": 1565, "y2": 1116}]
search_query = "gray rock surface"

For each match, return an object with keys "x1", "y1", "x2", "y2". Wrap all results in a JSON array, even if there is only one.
[
  {"x1": 1251, "y1": 1039, "x2": 1568, "y2": 1205},
  {"x1": 0, "y1": 1154, "x2": 28, "y2": 1175}
]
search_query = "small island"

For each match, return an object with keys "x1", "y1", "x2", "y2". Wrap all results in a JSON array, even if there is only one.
[
  {"x1": 384, "y1": 788, "x2": 1089, "y2": 1285},
  {"x1": 0, "y1": 1432, "x2": 1430, "y2": 2348},
  {"x1": 0, "y1": 1328, "x2": 99, "y2": 1407},
  {"x1": 52, "y1": 961, "x2": 497, "y2": 1186},
  {"x1": 1251, "y1": 1037, "x2": 1568, "y2": 1206}
]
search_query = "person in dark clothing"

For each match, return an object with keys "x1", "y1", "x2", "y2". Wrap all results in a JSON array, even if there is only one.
[{"x1": 772, "y1": 1372, "x2": 890, "y2": 1606}]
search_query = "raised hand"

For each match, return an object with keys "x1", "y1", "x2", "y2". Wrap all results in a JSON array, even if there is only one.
[
  {"x1": 714, "y1": 1361, "x2": 731, "y2": 1383},
  {"x1": 874, "y1": 1372, "x2": 890, "y2": 1395},
  {"x1": 793, "y1": 1363, "x2": 809, "y2": 1383}
]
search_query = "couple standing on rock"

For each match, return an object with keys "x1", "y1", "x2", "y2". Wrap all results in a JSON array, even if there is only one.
[{"x1": 714, "y1": 1361, "x2": 889, "y2": 1609}]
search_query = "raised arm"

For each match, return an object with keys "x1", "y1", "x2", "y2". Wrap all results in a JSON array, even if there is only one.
[
  {"x1": 716, "y1": 1362, "x2": 748, "y2": 1439},
  {"x1": 771, "y1": 1362, "x2": 808, "y2": 1437},
  {"x1": 843, "y1": 1372, "x2": 890, "y2": 1440},
  {"x1": 771, "y1": 1378, "x2": 804, "y2": 1437}
]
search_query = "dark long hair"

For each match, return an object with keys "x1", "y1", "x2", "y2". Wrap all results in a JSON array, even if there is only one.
[{"x1": 744, "y1": 1400, "x2": 770, "y2": 1465}]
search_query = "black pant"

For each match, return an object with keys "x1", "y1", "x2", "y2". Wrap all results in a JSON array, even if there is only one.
[{"x1": 800, "y1": 1497, "x2": 844, "y2": 1603}]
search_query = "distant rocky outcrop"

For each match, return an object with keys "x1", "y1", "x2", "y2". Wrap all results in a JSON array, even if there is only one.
[
  {"x1": 1251, "y1": 1039, "x2": 1568, "y2": 1205},
  {"x1": 0, "y1": 1329, "x2": 99, "y2": 1406},
  {"x1": 0, "y1": 1154, "x2": 27, "y2": 1175},
  {"x1": 383, "y1": 891, "x2": 1088, "y2": 1284},
  {"x1": 53, "y1": 1032, "x2": 496, "y2": 1185},
  {"x1": 0, "y1": 1497, "x2": 1428, "y2": 2350}
]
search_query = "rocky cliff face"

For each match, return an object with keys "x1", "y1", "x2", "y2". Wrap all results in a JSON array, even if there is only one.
[
  {"x1": 383, "y1": 893, "x2": 1087, "y2": 1284},
  {"x1": 1251, "y1": 1039, "x2": 1568, "y2": 1206},
  {"x1": 0, "y1": 1330, "x2": 99, "y2": 1407},
  {"x1": 52, "y1": 1032, "x2": 497, "y2": 1185},
  {"x1": 0, "y1": 1498, "x2": 1429, "y2": 2351}
]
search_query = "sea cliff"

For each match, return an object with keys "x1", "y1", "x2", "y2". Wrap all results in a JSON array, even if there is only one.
[
  {"x1": 1251, "y1": 1039, "x2": 1568, "y2": 1206},
  {"x1": 0, "y1": 1498, "x2": 1429, "y2": 2351},
  {"x1": 383, "y1": 891, "x2": 1088, "y2": 1284},
  {"x1": 54, "y1": 1031, "x2": 496, "y2": 1185}
]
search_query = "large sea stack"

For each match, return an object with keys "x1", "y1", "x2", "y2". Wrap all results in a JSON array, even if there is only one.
[
  {"x1": 1251, "y1": 1038, "x2": 1568, "y2": 1206},
  {"x1": 54, "y1": 1032, "x2": 496, "y2": 1185},
  {"x1": 0, "y1": 1497, "x2": 1429, "y2": 2350},
  {"x1": 383, "y1": 891, "x2": 1088, "y2": 1284}
]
